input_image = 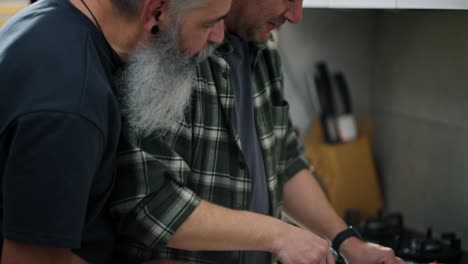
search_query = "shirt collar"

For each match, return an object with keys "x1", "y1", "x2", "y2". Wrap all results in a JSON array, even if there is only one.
[{"x1": 214, "y1": 32, "x2": 269, "y2": 59}]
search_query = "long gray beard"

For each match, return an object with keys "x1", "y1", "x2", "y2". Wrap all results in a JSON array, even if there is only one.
[{"x1": 118, "y1": 26, "x2": 198, "y2": 138}]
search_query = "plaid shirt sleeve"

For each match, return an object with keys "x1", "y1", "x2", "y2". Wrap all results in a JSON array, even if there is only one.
[
  {"x1": 110, "y1": 133, "x2": 200, "y2": 261},
  {"x1": 267, "y1": 45, "x2": 311, "y2": 182},
  {"x1": 282, "y1": 116, "x2": 311, "y2": 180}
]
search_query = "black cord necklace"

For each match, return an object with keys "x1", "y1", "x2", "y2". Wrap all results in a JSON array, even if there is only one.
[{"x1": 79, "y1": 0, "x2": 104, "y2": 34}]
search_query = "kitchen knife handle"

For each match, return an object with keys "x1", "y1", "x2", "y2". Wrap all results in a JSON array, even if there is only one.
[{"x1": 334, "y1": 72, "x2": 352, "y2": 114}]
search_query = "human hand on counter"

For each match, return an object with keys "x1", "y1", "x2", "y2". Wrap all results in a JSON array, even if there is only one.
[
  {"x1": 272, "y1": 225, "x2": 335, "y2": 264},
  {"x1": 340, "y1": 237, "x2": 405, "y2": 264}
]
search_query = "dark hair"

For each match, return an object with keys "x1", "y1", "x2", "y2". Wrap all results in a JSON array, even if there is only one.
[{"x1": 111, "y1": 0, "x2": 207, "y2": 17}]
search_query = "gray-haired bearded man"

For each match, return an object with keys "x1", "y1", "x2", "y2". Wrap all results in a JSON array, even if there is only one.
[
  {"x1": 110, "y1": 0, "x2": 406, "y2": 264},
  {"x1": 0, "y1": 0, "x2": 230, "y2": 263}
]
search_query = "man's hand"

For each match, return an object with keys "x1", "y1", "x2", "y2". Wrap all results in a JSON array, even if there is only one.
[
  {"x1": 340, "y1": 237, "x2": 405, "y2": 264},
  {"x1": 272, "y1": 225, "x2": 335, "y2": 264}
]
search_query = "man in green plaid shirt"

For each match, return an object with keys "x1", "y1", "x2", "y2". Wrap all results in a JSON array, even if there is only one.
[{"x1": 110, "y1": 0, "x2": 405, "y2": 263}]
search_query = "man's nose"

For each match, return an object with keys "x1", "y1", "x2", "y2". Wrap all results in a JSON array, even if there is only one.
[
  {"x1": 284, "y1": 0, "x2": 303, "y2": 24},
  {"x1": 208, "y1": 20, "x2": 225, "y2": 44}
]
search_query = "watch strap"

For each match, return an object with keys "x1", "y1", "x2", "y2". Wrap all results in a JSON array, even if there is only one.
[{"x1": 331, "y1": 226, "x2": 363, "y2": 253}]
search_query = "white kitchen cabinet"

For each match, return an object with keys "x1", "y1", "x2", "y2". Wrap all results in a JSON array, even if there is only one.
[
  {"x1": 329, "y1": 0, "x2": 395, "y2": 9},
  {"x1": 397, "y1": 0, "x2": 468, "y2": 10},
  {"x1": 303, "y1": 0, "x2": 468, "y2": 10},
  {"x1": 303, "y1": 0, "x2": 329, "y2": 8}
]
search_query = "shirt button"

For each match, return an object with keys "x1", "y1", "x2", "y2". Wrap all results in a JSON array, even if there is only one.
[
  {"x1": 222, "y1": 71, "x2": 228, "y2": 79},
  {"x1": 239, "y1": 161, "x2": 246, "y2": 170}
]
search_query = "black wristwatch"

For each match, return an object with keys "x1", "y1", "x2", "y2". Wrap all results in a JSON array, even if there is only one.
[{"x1": 331, "y1": 226, "x2": 363, "y2": 253}]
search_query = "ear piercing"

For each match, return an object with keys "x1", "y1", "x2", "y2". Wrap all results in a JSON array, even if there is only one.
[
  {"x1": 151, "y1": 25, "x2": 159, "y2": 35},
  {"x1": 151, "y1": 11, "x2": 161, "y2": 35}
]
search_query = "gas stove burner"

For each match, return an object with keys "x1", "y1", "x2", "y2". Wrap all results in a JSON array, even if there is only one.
[
  {"x1": 350, "y1": 210, "x2": 464, "y2": 264},
  {"x1": 359, "y1": 210, "x2": 404, "y2": 233},
  {"x1": 398, "y1": 228, "x2": 462, "y2": 263},
  {"x1": 358, "y1": 210, "x2": 405, "y2": 250}
]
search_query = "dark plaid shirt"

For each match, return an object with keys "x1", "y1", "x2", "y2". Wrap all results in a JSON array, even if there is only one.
[{"x1": 110, "y1": 38, "x2": 311, "y2": 264}]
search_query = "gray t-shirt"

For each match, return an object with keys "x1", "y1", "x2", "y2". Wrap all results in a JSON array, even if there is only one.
[{"x1": 225, "y1": 33, "x2": 271, "y2": 264}]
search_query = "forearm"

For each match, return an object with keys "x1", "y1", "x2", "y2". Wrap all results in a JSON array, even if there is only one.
[
  {"x1": 283, "y1": 169, "x2": 347, "y2": 241},
  {"x1": 167, "y1": 194, "x2": 338, "y2": 264},
  {"x1": 1, "y1": 239, "x2": 87, "y2": 264},
  {"x1": 167, "y1": 200, "x2": 291, "y2": 252}
]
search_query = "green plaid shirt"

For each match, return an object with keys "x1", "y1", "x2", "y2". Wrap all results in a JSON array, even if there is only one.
[{"x1": 109, "y1": 38, "x2": 310, "y2": 264}]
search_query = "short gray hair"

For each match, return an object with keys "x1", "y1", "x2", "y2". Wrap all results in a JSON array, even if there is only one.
[{"x1": 112, "y1": 0, "x2": 207, "y2": 18}]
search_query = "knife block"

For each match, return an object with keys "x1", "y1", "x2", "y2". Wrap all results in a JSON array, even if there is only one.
[{"x1": 303, "y1": 116, "x2": 383, "y2": 220}]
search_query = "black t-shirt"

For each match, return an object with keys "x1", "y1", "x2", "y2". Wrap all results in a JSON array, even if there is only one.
[{"x1": 0, "y1": 0, "x2": 123, "y2": 263}]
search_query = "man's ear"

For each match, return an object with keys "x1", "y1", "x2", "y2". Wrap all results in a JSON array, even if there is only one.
[{"x1": 141, "y1": 0, "x2": 170, "y2": 34}]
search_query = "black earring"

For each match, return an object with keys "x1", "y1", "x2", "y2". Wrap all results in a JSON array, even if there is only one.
[{"x1": 151, "y1": 25, "x2": 159, "y2": 35}]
